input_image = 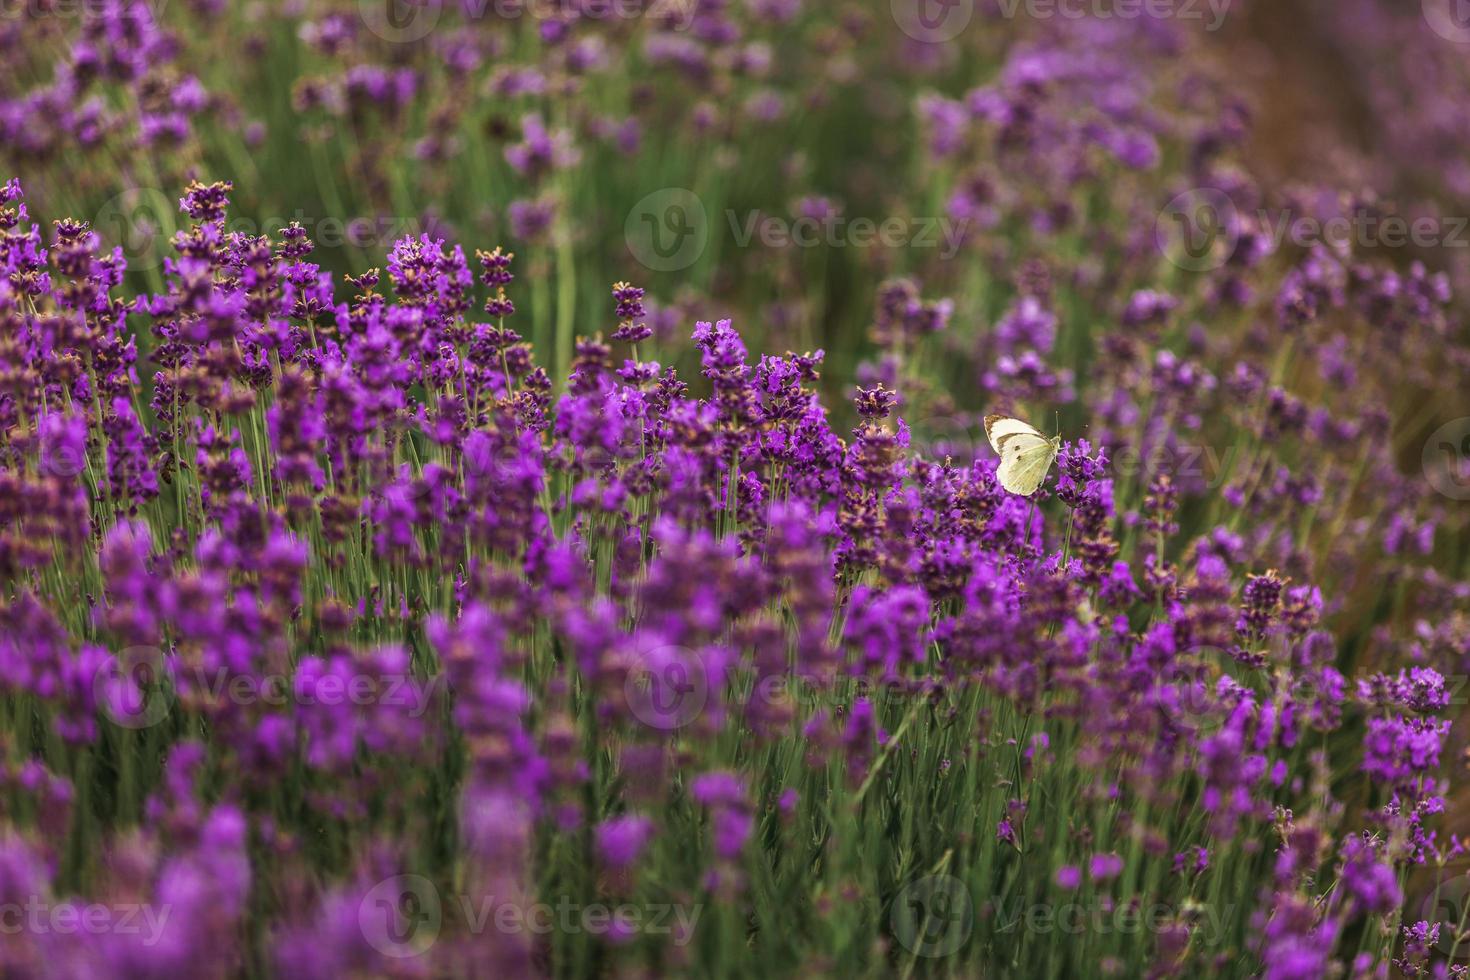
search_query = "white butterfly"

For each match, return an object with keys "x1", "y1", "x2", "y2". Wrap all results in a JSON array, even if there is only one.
[{"x1": 984, "y1": 414, "x2": 1061, "y2": 496}]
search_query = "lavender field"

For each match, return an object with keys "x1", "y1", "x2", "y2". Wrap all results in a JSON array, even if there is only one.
[{"x1": 2, "y1": 1, "x2": 1470, "y2": 977}]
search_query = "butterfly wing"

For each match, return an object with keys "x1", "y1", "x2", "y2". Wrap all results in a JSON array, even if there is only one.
[
  {"x1": 984, "y1": 414, "x2": 1044, "y2": 455},
  {"x1": 996, "y1": 439, "x2": 1058, "y2": 496},
  {"x1": 985, "y1": 415, "x2": 1057, "y2": 496}
]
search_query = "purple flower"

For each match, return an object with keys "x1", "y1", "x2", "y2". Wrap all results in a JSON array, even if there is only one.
[
  {"x1": 508, "y1": 197, "x2": 557, "y2": 243},
  {"x1": 1089, "y1": 853, "x2": 1124, "y2": 882},
  {"x1": 1362, "y1": 715, "x2": 1450, "y2": 787},
  {"x1": 1337, "y1": 835, "x2": 1402, "y2": 916},
  {"x1": 596, "y1": 815, "x2": 655, "y2": 870},
  {"x1": 504, "y1": 113, "x2": 581, "y2": 180}
]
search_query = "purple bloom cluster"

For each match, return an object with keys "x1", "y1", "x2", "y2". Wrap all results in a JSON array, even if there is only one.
[{"x1": 0, "y1": 2, "x2": 1468, "y2": 977}]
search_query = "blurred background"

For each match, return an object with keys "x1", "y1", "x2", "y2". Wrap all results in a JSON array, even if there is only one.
[{"x1": 7, "y1": 2, "x2": 1470, "y2": 388}]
